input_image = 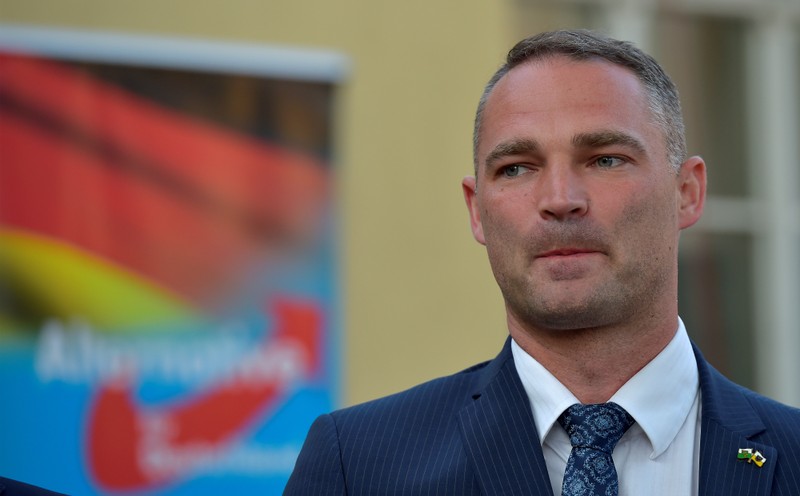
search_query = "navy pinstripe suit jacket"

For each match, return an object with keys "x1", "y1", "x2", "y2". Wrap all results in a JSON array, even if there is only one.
[
  {"x1": 285, "y1": 339, "x2": 800, "y2": 495},
  {"x1": 0, "y1": 477, "x2": 65, "y2": 496}
]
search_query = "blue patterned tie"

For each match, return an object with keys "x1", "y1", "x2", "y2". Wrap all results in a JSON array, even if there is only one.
[{"x1": 558, "y1": 402, "x2": 634, "y2": 496}]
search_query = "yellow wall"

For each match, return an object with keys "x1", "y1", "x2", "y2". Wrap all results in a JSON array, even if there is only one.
[{"x1": 0, "y1": 0, "x2": 517, "y2": 406}]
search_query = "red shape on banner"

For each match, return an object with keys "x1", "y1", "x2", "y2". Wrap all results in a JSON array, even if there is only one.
[{"x1": 85, "y1": 298, "x2": 322, "y2": 491}]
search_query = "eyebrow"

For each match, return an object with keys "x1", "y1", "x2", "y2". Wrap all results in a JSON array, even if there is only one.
[
  {"x1": 482, "y1": 131, "x2": 648, "y2": 172},
  {"x1": 484, "y1": 138, "x2": 541, "y2": 170},
  {"x1": 572, "y1": 130, "x2": 647, "y2": 155}
]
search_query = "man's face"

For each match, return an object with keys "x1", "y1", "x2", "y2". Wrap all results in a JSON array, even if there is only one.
[{"x1": 463, "y1": 56, "x2": 705, "y2": 333}]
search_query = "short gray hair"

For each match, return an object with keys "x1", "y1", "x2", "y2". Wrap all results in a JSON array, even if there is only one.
[{"x1": 473, "y1": 29, "x2": 686, "y2": 172}]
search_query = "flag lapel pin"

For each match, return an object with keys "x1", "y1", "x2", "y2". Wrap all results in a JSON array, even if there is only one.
[{"x1": 737, "y1": 448, "x2": 766, "y2": 467}]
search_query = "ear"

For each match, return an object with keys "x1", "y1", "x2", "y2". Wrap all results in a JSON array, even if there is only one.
[
  {"x1": 677, "y1": 156, "x2": 706, "y2": 230},
  {"x1": 462, "y1": 176, "x2": 486, "y2": 245}
]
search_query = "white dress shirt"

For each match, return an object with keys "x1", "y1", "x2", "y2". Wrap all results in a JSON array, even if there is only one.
[{"x1": 511, "y1": 318, "x2": 701, "y2": 496}]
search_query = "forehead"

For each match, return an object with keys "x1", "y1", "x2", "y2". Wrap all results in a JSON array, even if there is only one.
[{"x1": 478, "y1": 56, "x2": 663, "y2": 163}]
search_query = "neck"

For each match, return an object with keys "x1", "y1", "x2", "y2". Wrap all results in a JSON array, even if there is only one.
[{"x1": 509, "y1": 310, "x2": 678, "y2": 404}]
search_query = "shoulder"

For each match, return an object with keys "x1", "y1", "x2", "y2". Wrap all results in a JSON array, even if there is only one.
[
  {"x1": 330, "y1": 357, "x2": 495, "y2": 431},
  {"x1": 324, "y1": 338, "x2": 519, "y2": 438},
  {"x1": 0, "y1": 477, "x2": 67, "y2": 496},
  {"x1": 700, "y1": 355, "x2": 800, "y2": 443},
  {"x1": 284, "y1": 357, "x2": 499, "y2": 494},
  {"x1": 739, "y1": 385, "x2": 800, "y2": 437},
  {"x1": 733, "y1": 382, "x2": 800, "y2": 483}
]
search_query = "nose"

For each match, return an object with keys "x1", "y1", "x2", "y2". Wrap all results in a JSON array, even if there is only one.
[{"x1": 537, "y1": 165, "x2": 588, "y2": 220}]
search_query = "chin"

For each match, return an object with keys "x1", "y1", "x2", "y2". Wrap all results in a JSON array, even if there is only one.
[{"x1": 518, "y1": 297, "x2": 623, "y2": 332}]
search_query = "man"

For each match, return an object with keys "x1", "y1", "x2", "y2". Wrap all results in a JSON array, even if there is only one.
[{"x1": 285, "y1": 30, "x2": 800, "y2": 495}]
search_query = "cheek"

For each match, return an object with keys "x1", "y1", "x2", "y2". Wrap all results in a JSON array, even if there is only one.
[
  {"x1": 480, "y1": 196, "x2": 530, "y2": 246},
  {"x1": 614, "y1": 186, "x2": 679, "y2": 250}
]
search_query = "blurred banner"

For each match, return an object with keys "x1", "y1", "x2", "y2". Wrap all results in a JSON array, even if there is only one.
[{"x1": 0, "y1": 30, "x2": 342, "y2": 495}]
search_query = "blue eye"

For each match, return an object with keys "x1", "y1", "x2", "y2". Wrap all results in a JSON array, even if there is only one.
[
  {"x1": 595, "y1": 156, "x2": 624, "y2": 168},
  {"x1": 502, "y1": 165, "x2": 523, "y2": 177}
]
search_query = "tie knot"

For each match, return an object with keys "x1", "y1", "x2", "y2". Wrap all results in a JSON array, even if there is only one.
[{"x1": 558, "y1": 402, "x2": 634, "y2": 455}]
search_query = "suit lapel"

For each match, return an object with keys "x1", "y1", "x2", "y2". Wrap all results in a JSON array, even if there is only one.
[
  {"x1": 695, "y1": 345, "x2": 776, "y2": 496},
  {"x1": 456, "y1": 340, "x2": 778, "y2": 495},
  {"x1": 457, "y1": 339, "x2": 554, "y2": 496}
]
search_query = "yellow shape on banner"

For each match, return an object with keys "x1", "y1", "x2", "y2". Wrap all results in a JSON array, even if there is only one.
[{"x1": 0, "y1": 228, "x2": 195, "y2": 333}]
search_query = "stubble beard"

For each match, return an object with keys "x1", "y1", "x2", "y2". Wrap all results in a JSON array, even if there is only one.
[
  {"x1": 487, "y1": 214, "x2": 675, "y2": 336},
  {"x1": 500, "y1": 260, "x2": 662, "y2": 333}
]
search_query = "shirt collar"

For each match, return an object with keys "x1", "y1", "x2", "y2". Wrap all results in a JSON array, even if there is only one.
[{"x1": 511, "y1": 318, "x2": 699, "y2": 458}]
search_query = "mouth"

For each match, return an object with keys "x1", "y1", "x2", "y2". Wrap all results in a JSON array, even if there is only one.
[{"x1": 536, "y1": 248, "x2": 601, "y2": 259}]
